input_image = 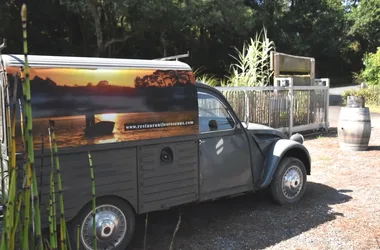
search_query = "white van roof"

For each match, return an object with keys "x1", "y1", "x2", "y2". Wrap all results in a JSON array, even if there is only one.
[{"x1": 1, "y1": 54, "x2": 192, "y2": 70}]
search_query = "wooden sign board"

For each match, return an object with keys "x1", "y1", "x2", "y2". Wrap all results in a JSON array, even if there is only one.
[{"x1": 270, "y1": 51, "x2": 315, "y2": 86}]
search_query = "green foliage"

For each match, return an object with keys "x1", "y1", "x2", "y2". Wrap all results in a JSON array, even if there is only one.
[
  {"x1": 352, "y1": 71, "x2": 365, "y2": 85},
  {"x1": 226, "y1": 28, "x2": 275, "y2": 87},
  {"x1": 0, "y1": 0, "x2": 367, "y2": 86},
  {"x1": 350, "y1": 47, "x2": 380, "y2": 86},
  {"x1": 194, "y1": 67, "x2": 228, "y2": 87},
  {"x1": 342, "y1": 85, "x2": 380, "y2": 106},
  {"x1": 195, "y1": 74, "x2": 219, "y2": 87},
  {"x1": 348, "y1": 0, "x2": 380, "y2": 53},
  {"x1": 361, "y1": 48, "x2": 380, "y2": 86}
]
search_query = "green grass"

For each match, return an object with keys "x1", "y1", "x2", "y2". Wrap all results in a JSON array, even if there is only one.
[{"x1": 367, "y1": 104, "x2": 380, "y2": 113}]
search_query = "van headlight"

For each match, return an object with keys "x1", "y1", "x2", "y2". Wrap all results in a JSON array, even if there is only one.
[{"x1": 290, "y1": 133, "x2": 304, "y2": 144}]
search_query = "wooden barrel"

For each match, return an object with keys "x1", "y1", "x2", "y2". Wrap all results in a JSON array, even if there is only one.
[
  {"x1": 337, "y1": 107, "x2": 371, "y2": 151},
  {"x1": 347, "y1": 96, "x2": 365, "y2": 108}
]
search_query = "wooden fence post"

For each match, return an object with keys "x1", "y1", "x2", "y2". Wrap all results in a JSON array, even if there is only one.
[{"x1": 289, "y1": 78, "x2": 294, "y2": 137}]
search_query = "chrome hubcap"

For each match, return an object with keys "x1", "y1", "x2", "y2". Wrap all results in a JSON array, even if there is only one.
[
  {"x1": 282, "y1": 166, "x2": 303, "y2": 199},
  {"x1": 81, "y1": 204, "x2": 127, "y2": 250}
]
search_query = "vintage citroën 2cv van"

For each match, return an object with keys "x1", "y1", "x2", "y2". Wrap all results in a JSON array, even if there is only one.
[{"x1": 0, "y1": 53, "x2": 311, "y2": 250}]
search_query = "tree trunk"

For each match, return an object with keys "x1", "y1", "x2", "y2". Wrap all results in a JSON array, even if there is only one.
[
  {"x1": 88, "y1": 0, "x2": 104, "y2": 56},
  {"x1": 160, "y1": 31, "x2": 167, "y2": 57},
  {"x1": 78, "y1": 16, "x2": 89, "y2": 56}
]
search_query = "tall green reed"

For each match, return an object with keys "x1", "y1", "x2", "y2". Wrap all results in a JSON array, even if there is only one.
[
  {"x1": 0, "y1": 3, "x2": 70, "y2": 250},
  {"x1": 0, "y1": 40, "x2": 7, "y2": 244},
  {"x1": 20, "y1": 4, "x2": 43, "y2": 249},
  {"x1": 47, "y1": 127, "x2": 57, "y2": 250},
  {"x1": 48, "y1": 120, "x2": 67, "y2": 250},
  {"x1": 88, "y1": 151, "x2": 97, "y2": 250},
  {"x1": 228, "y1": 27, "x2": 275, "y2": 87},
  {"x1": 8, "y1": 68, "x2": 20, "y2": 249},
  {"x1": 0, "y1": 3, "x2": 107, "y2": 249}
]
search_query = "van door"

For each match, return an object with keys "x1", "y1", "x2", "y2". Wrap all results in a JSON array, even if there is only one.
[
  {"x1": 197, "y1": 90, "x2": 253, "y2": 201},
  {"x1": 0, "y1": 72, "x2": 9, "y2": 202}
]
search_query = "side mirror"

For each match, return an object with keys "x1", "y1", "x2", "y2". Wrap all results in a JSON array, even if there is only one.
[
  {"x1": 208, "y1": 120, "x2": 218, "y2": 131},
  {"x1": 240, "y1": 121, "x2": 248, "y2": 129}
]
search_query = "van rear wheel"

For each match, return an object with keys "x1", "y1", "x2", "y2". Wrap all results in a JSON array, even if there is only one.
[{"x1": 68, "y1": 197, "x2": 135, "y2": 250}]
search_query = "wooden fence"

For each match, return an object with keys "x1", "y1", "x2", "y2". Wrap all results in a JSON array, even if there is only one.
[{"x1": 215, "y1": 77, "x2": 330, "y2": 136}]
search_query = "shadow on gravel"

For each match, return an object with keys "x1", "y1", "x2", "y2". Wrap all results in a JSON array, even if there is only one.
[
  {"x1": 128, "y1": 182, "x2": 352, "y2": 250},
  {"x1": 303, "y1": 128, "x2": 338, "y2": 141},
  {"x1": 303, "y1": 129, "x2": 380, "y2": 151},
  {"x1": 368, "y1": 145, "x2": 380, "y2": 151}
]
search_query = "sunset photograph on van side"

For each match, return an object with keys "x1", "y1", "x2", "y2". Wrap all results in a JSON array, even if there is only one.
[{"x1": 6, "y1": 66, "x2": 199, "y2": 151}]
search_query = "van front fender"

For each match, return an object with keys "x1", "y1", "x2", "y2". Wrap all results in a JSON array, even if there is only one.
[{"x1": 258, "y1": 139, "x2": 311, "y2": 189}]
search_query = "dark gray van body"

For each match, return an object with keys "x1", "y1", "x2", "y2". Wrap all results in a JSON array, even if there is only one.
[{"x1": 0, "y1": 54, "x2": 311, "y2": 250}]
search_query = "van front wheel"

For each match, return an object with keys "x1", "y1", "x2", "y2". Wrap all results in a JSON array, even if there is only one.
[
  {"x1": 68, "y1": 197, "x2": 135, "y2": 250},
  {"x1": 270, "y1": 157, "x2": 307, "y2": 205}
]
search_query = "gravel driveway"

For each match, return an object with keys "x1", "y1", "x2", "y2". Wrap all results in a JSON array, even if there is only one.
[{"x1": 128, "y1": 107, "x2": 380, "y2": 250}]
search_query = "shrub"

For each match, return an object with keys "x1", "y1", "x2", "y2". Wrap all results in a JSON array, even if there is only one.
[
  {"x1": 356, "y1": 47, "x2": 380, "y2": 86},
  {"x1": 342, "y1": 85, "x2": 380, "y2": 106},
  {"x1": 195, "y1": 74, "x2": 219, "y2": 87},
  {"x1": 194, "y1": 68, "x2": 228, "y2": 87}
]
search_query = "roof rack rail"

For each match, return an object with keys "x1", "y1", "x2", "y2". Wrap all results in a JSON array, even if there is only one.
[
  {"x1": 153, "y1": 51, "x2": 190, "y2": 61},
  {"x1": 0, "y1": 39, "x2": 6, "y2": 53}
]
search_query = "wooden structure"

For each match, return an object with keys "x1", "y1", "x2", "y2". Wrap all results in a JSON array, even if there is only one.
[
  {"x1": 270, "y1": 51, "x2": 315, "y2": 86},
  {"x1": 216, "y1": 51, "x2": 330, "y2": 136}
]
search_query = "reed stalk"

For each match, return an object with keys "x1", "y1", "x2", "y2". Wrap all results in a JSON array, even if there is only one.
[
  {"x1": 7, "y1": 68, "x2": 20, "y2": 249},
  {"x1": 13, "y1": 192, "x2": 23, "y2": 247},
  {"x1": 48, "y1": 120, "x2": 67, "y2": 250},
  {"x1": 87, "y1": 151, "x2": 97, "y2": 249},
  {"x1": 47, "y1": 127, "x2": 57, "y2": 250},
  {"x1": 0, "y1": 42, "x2": 7, "y2": 250},
  {"x1": 15, "y1": 97, "x2": 27, "y2": 249},
  {"x1": 20, "y1": 4, "x2": 43, "y2": 249},
  {"x1": 3, "y1": 60, "x2": 15, "y2": 250},
  {"x1": 20, "y1": 28, "x2": 32, "y2": 250},
  {"x1": 0, "y1": 151, "x2": 5, "y2": 250},
  {"x1": 169, "y1": 212, "x2": 182, "y2": 250},
  {"x1": 18, "y1": 99, "x2": 26, "y2": 185},
  {"x1": 144, "y1": 213, "x2": 149, "y2": 250},
  {"x1": 39, "y1": 135, "x2": 44, "y2": 207},
  {"x1": 17, "y1": 97, "x2": 28, "y2": 247},
  {"x1": 65, "y1": 224, "x2": 72, "y2": 250},
  {"x1": 0, "y1": 61, "x2": 20, "y2": 250},
  {"x1": 20, "y1": 40, "x2": 32, "y2": 250},
  {"x1": 0, "y1": 71, "x2": 11, "y2": 250},
  {"x1": 76, "y1": 225, "x2": 80, "y2": 250}
]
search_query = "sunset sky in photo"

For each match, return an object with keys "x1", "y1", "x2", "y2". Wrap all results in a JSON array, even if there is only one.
[{"x1": 6, "y1": 66, "x2": 156, "y2": 87}]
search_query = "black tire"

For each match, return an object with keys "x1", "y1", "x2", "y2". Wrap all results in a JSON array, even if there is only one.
[
  {"x1": 68, "y1": 196, "x2": 135, "y2": 250},
  {"x1": 269, "y1": 157, "x2": 307, "y2": 205}
]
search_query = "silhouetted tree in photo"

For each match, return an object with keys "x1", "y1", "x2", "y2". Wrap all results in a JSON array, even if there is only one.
[
  {"x1": 97, "y1": 80, "x2": 109, "y2": 87},
  {"x1": 133, "y1": 69, "x2": 197, "y2": 112},
  {"x1": 134, "y1": 70, "x2": 195, "y2": 88}
]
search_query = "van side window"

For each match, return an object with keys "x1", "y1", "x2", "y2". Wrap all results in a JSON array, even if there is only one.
[{"x1": 197, "y1": 92, "x2": 235, "y2": 133}]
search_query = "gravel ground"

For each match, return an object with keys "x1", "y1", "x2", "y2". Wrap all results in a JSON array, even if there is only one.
[{"x1": 128, "y1": 108, "x2": 380, "y2": 250}]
